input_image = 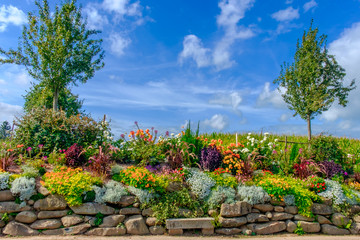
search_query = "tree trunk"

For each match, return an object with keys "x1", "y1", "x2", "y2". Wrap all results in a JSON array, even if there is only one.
[
  {"x1": 307, "y1": 114, "x2": 312, "y2": 141},
  {"x1": 53, "y1": 89, "x2": 59, "y2": 112}
]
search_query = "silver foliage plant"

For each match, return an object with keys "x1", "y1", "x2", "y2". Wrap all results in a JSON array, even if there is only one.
[
  {"x1": 10, "y1": 177, "x2": 36, "y2": 206},
  {"x1": 319, "y1": 179, "x2": 360, "y2": 205},
  {"x1": 206, "y1": 186, "x2": 236, "y2": 209},
  {"x1": 237, "y1": 184, "x2": 270, "y2": 205},
  {"x1": 93, "y1": 180, "x2": 128, "y2": 204},
  {"x1": 127, "y1": 186, "x2": 154, "y2": 204},
  {"x1": 284, "y1": 194, "x2": 296, "y2": 206},
  {"x1": 186, "y1": 168, "x2": 216, "y2": 200},
  {"x1": 0, "y1": 172, "x2": 11, "y2": 190}
]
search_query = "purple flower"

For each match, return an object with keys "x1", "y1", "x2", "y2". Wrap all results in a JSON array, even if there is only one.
[
  {"x1": 121, "y1": 134, "x2": 125, "y2": 139},
  {"x1": 43, "y1": 156, "x2": 48, "y2": 160},
  {"x1": 155, "y1": 130, "x2": 158, "y2": 134},
  {"x1": 344, "y1": 172, "x2": 348, "y2": 176},
  {"x1": 134, "y1": 121, "x2": 138, "y2": 126},
  {"x1": 151, "y1": 127, "x2": 154, "y2": 130},
  {"x1": 26, "y1": 147, "x2": 32, "y2": 152},
  {"x1": 165, "y1": 131, "x2": 169, "y2": 137}
]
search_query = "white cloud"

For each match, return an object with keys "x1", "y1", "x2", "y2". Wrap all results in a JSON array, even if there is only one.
[
  {"x1": 0, "y1": 102, "x2": 22, "y2": 123},
  {"x1": 303, "y1": 0, "x2": 317, "y2": 13},
  {"x1": 102, "y1": 0, "x2": 142, "y2": 17},
  {"x1": 179, "y1": 35, "x2": 211, "y2": 68},
  {"x1": 203, "y1": 114, "x2": 228, "y2": 130},
  {"x1": 271, "y1": 7, "x2": 299, "y2": 22},
  {"x1": 0, "y1": 5, "x2": 27, "y2": 32},
  {"x1": 285, "y1": 0, "x2": 293, "y2": 4},
  {"x1": 280, "y1": 113, "x2": 291, "y2": 122},
  {"x1": 108, "y1": 33, "x2": 131, "y2": 56},
  {"x1": 321, "y1": 22, "x2": 360, "y2": 124},
  {"x1": 84, "y1": 4, "x2": 108, "y2": 30},
  {"x1": 256, "y1": 82, "x2": 287, "y2": 109},
  {"x1": 209, "y1": 92, "x2": 243, "y2": 116}
]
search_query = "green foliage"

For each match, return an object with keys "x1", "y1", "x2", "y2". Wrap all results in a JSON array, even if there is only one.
[
  {"x1": 94, "y1": 212, "x2": 104, "y2": 226},
  {"x1": 0, "y1": 121, "x2": 11, "y2": 140},
  {"x1": 1, "y1": 213, "x2": 9, "y2": 224},
  {"x1": 0, "y1": 0, "x2": 104, "y2": 112},
  {"x1": 206, "y1": 171, "x2": 238, "y2": 188},
  {"x1": 180, "y1": 121, "x2": 204, "y2": 166},
  {"x1": 274, "y1": 21, "x2": 355, "y2": 140},
  {"x1": 294, "y1": 222, "x2": 305, "y2": 235},
  {"x1": 30, "y1": 193, "x2": 45, "y2": 201},
  {"x1": 14, "y1": 108, "x2": 105, "y2": 155},
  {"x1": 205, "y1": 186, "x2": 236, "y2": 209},
  {"x1": 310, "y1": 135, "x2": 345, "y2": 164}
]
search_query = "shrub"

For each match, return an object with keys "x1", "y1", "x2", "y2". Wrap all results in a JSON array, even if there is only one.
[
  {"x1": 293, "y1": 157, "x2": 319, "y2": 179},
  {"x1": 0, "y1": 172, "x2": 11, "y2": 190},
  {"x1": 318, "y1": 179, "x2": 355, "y2": 205},
  {"x1": 93, "y1": 180, "x2": 128, "y2": 204},
  {"x1": 21, "y1": 165, "x2": 39, "y2": 178},
  {"x1": 87, "y1": 144, "x2": 116, "y2": 178},
  {"x1": 200, "y1": 146, "x2": 222, "y2": 171},
  {"x1": 48, "y1": 149, "x2": 66, "y2": 165},
  {"x1": 310, "y1": 135, "x2": 345, "y2": 164},
  {"x1": 319, "y1": 160, "x2": 345, "y2": 179},
  {"x1": 65, "y1": 143, "x2": 85, "y2": 167},
  {"x1": 306, "y1": 176, "x2": 327, "y2": 193},
  {"x1": 206, "y1": 170, "x2": 238, "y2": 188},
  {"x1": 206, "y1": 186, "x2": 236, "y2": 209},
  {"x1": 237, "y1": 185, "x2": 270, "y2": 205},
  {"x1": 110, "y1": 164, "x2": 124, "y2": 176},
  {"x1": 127, "y1": 186, "x2": 154, "y2": 204},
  {"x1": 164, "y1": 140, "x2": 196, "y2": 169},
  {"x1": 10, "y1": 177, "x2": 36, "y2": 203},
  {"x1": 42, "y1": 167, "x2": 102, "y2": 206},
  {"x1": 186, "y1": 169, "x2": 215, "y2": 200},
  {"x1": 180, "y1": 121, "x2": 205, "y2": 166}
]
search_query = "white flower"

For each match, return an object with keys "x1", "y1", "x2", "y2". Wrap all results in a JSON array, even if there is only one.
[
  {"x1": 264, "y1": 132, "x2": 269, "y2": 136},
  {"x1": 274, "y1": 139, "x2": 278, "y2": 142},
  {"x1": 171, "y1": 133, "x2": 175, "y2": 137},
  {"x1": 268, "y1": 142, "x2": 273, "y2": 146},
  {"x1": 99, "y1": 126, "x2": 103, "y2": 131},
  {"x1": 241, "y1": 148, "x2": 250, "y2": 153},
  {"x1": 251, "y1": 138, "x2": 255, "y2": 143},
  {"x1": 247, "y1": 136, "x2": 251, "y2": 140},
  {"x1": 248, "y1": 132, "x2": 251, "y2": 136},
  {"x1": 263, "y1": 137, "x2": 267, "y2": 141},
  {"x1": 260, "y1": 140, "x2": 264, "y2": 144}
]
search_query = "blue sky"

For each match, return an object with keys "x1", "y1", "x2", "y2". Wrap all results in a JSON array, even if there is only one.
[{"x1": 1, "y1": 0, "x2": 360, "y2": 138}]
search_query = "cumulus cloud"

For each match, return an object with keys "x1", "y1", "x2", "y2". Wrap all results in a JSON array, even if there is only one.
[
  {"x1": 0, "y1": 102, "x2": 22, "y2": 123},
  {"x1": 209, "y1": 92, "x2": 243, "y2": 116},
  {"x1": 256, "y1": 82, "x2": 287, "y2": 109},
  {"x1": 203, "y1": 114, "x2": 228, "y2": 130},
  {"x1": 102, "y1": 0, "x2": 142, "y2": 18},
  {"x1": 179, "y1": 0, "x2": 256, "y2": 70},
  {"x1": 271, "y1": 7, "x2": 299, "y2": 22},
  {"x1": 179, "y1": 35, "x2": 211, "y2": 67},
  {"x1": 108, "y1": 33, "x2": 131, "y2": 56},
  {"x1": 84, "y1": 4, "x2": 108, "y2": 30},
  {"x1": 303, "y1": 0, "x2": 317, "y2": 13},
  {"x1": 0, "y1": 5, "x2": 26, "y2": 32},
  {"x1": 321, "y1": 22, "x2": 360, "y2": 125}
]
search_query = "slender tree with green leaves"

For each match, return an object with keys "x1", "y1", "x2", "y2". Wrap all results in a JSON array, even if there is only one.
[
  {"x1": 274, "y1": 21, "x2": 355, "y2": 140},
  {"x1": 0, "y1": 0, "x2": 104, "y2": 112},
  {"x1": 0, "y1": 121, "x2": 11, "y2": 140}
]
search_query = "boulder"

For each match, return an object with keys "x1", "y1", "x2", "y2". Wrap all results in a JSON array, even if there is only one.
[
  {"x1": 251, "y1": 208, "x2": 260, "y2": 213},
  {"x1": 321, "y1": 224, "x2": 350, "y2": 235},
  {"x1": 285, "y1": 206, "x2": 298, "y2": 215},
  {"x1": 99, "y1": 214, "x2": 125, "y2": 227},
  {"x1": 253, "y1": 204, "x2": 274, "y2": 212},
  {"x1": 42, "y1": 223, "x2": 90, "y2": 235},
  {"x1": 119, "y1": 207, "x2": 141, "y2": 215},
  {"x1": 350, "y1": 222, "x2": 360, "y2": 234},
  {"x1": 116, "y1": 195, "x2": 135, "y2": 207},
  {"x1": 149, "y1": 226, "x2": 165, "y2": 235},
  {"x1": 61, "y1": 215, "x2": 84, "y2": 227},
  {"x1": 146, "y1": 217, "x2": 160, "y2": 226},
  {"x1": 332, "y1": 213, "x2": 350, "y2": 227},
  {"x1": 254, "y1": 221, "x2": 286, "y2": 235},
  {"x1": 142, "y1": 208, "x2": 154, "y2": 217},
  {"x1": 274, "y1": 206, "x2": 284, "y2": 212},
  {"x1": 215, "y1": 228, "x2": 242, "y2": 235},
  {"x1": 271, "y1": 212, "x2": 293, "y2": 221},
  {"x1": 38, "y1": 210, "x2": 68, "y2": 219},
  {"x1": 246, "y1": 213, "x2": 269, "y2": 223},
  {"x1": 286, "y1": 220, "x2": 296, "y2": 233},
  {"x1": 296, "y1": 221, "x2": 321, "y2": 233},
  {"x1": 15, "y1": 211, "x2": 37, "y2": 224},
  {"x1": 220, "y1": 202, "x2": 252, "y2": 217},
  {"x1": 293, "y1": 214, "x2": 315, "y2": 222},
  {"x1": 125, "y1": 215, "x2": 149, "y2": 235},
  {"x1": 311, "y1": 203, "x2": 333, "y2": 215},
  {"x1": 350, "y1": 205, "x2": 360, "y2": 215},
  {"x1": 0, "y1": 190, "x2": 15, "y2": 201},
  {"x1": 219, "y1": 217, "x2": 247, "y2": 227},
  {"x1": 3, "y1": 221, "x2": 39, "y2": 236},
  {"x1": 70, "y1": 202, "x2": 115, "y2": 215},
  {"x1": 0, "y1": 202, "x2": 31, "y2": 213},
  {"x1": 34, "y1": 195, "x2": 67, "y2": 211},
  {"x1": 317, "y1": 215, "x2": 332, "y2": 224},
  {"x1": 30, "y1": 219, "x2": 62, "y2": 229},
  {"x1": 37, "y1": 185, "x2": 50, "y2": 196},
  {"x1": 86, "y1": 227, "x2": 126, "y2": 236},
  {"x1": 354, "y1": 215, "x2": 360, "y2": 223},
  {"x1": 270, "y1": 200, "x2": 285, "y2": 206}
]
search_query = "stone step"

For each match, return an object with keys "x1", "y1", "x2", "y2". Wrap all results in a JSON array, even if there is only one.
[{"x1": 166, "y1": 217, "x2": 214, "y2": 230}]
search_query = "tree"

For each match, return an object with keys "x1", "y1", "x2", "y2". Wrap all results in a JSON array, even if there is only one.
[
  {"x1": 274, "y1": 21, "x2": 355, "y2": 140},
  {"x1": 0, "y1": 0, "x2": 104, "y2": 111},
  {"x1": 0, "y1": 121, "x2": 11, "y2": 140}
]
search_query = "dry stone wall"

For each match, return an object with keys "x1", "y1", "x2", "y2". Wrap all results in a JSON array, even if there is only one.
[{"x1": 0, "y1": 188, "x2": 359, "y2": 236}]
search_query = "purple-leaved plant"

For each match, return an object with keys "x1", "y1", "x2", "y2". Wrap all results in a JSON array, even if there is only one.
[
  {"x1": 200, "y1": 146, "x2": 222, "y2": 172},
  {"x1": 319, "y1": 160, "x2": 344, "y2": 179}
]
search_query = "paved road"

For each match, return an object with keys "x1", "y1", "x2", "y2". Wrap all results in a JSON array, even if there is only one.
[{"x1": 0, "y1": 234, "x2": 358, "y2": 240}]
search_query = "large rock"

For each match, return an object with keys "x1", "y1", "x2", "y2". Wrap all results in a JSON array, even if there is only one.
[
  {"x1": 350, "y1": 222, "x2": 360, "y2": 234},
  {"x1": 296, "y1": 221, "x2": 321, "y2": 233},
  {"x1": 70, "y1": 202, "x2": 115, "y2": 215},
  {"x1": 293, "y1": 214, "x2": 315, "y2": 221},
  {"x1": 125, "y1": 215, "x2": 149, "y2": 235},
  {"x1": 86, "y1": 227, "x2": 126, "y2": 236},
  {"x1": 219, "y1": 217, "x2": 247, "y2": 227},
  {"x1": 61, "y1": 215, "x2": 84, "y2": 227},
  {"x1": 114, "y1": 195, "x2": 135, "y2": 207},
  {"x1": 3, "y1": 221, "x2": 39, "y2": 236},
  {"x1": 285, "y1": 206, "x2": 298, "y2": 215},
  {"x1": 271, "y1": 212, "x2": 293, "y2": 221},
  {"x1": 321, "y1": 224, "x2": 350, "y2": 235},
  {"x1": 311, "y1": 203, "x2": 333, "y2": 215},
  {"x1": 246, "y1": 213, "x2": 269, "y2": 223},
  {"x1": 332, "y1": 213, "x2": 350, "y2": 227},
  {"x1": 42, "y1": 223, "x2": 91, "y2": 235},
  {"x1": 142, "y1": 208, "x2": 154, "y2": 217},
  {"x1": 254, "y1": 221, "x2": 286, "y2": 235},
  {"x1": 354, "y1": 215, "x2": 360, "y2": 223},
  {"x1": 253, "y1": 204, "x2": 274, "y2": 212},
  {"x1": 220, "y1": 202, "x2": 252, "y2": 217},
  {"x1": 149, "y1": 226, "x2": 165, "y2": 235},
  {"x1": 317, "y1": 215, "x2": 332, "y2": 224},
  {"x1": 215, "y1": 228, "x2": 242, "y2": 235},
  {"x1": 274, "y1": 206, "x2": 284, "y2": 212},
  {"x1": 30, "y1": 219, "x2": 62, "y2": 229},
  {"x1": 0, "y1": 190, "x2": 15, "y2": 201},
  {"x1": 146, "y1": 217, "x2": 160, "y2": 226},
  {"x1": 15, "y1": 211, "x2": 37, "y2": 224},
  {"x1": 119, "y1": 207, "x2": 141, "y2": 215},
  {"x1": 0, "y1": 202, "x2": 31, "y2": 213},
  {"x1": 34, "y1": 195, "x2": 67, "y2": 211},
  {"x1": 38, "y1": 210, "x2": 68, "y2": 219},
  {"x1": 350, "y1": 205, "x2": 360, "y2": 215},
  {"x1": 286, "y1": 220, "x2": 296, "y2": 233},
  {"x1": 99, "y1": 215, "x2": 125, "y2": 227},
  {"x1": 37, "y1": 185, "x2": 50, "y2": 196}
]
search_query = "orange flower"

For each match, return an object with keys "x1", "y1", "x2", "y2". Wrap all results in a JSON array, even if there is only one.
[
  {"x1": 16, "y1": 144, "x2": 24, "y2": 148},
  {"x1": 7, "y1": 149, "x2": 14, "y2": 152}
]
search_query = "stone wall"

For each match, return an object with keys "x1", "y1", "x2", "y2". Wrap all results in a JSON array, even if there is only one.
[{"x1": 0, "y1": 188, "x2": 359, "y2": 236}]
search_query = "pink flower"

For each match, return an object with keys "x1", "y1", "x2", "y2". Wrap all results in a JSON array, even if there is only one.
[
  {"x1": 38, "y1": 144, "x2": 44, "y2": 149},
  {"x1": 165, "y1": 131, "x2": 169, "y2": 137},
  {"x1": 155, "y1": 130, "x2": 158, "y2": 134},
  {"x1": 26, "y1": 147, "x2": 32, "y2": 152},
  {"x1": 299, "y1": 148, "x2": 303, "y2": 154},
  {"x1": 121, "y1": 134, "x2": 125, "y2": 139},
  {"x1": 272, "y1": 150, "x2": 277, "y2": 154}
]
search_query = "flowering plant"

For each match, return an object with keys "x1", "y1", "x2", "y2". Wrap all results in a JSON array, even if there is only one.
[{"x1": 306, "y1": 176, "x2": 327, "y2": 193}]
